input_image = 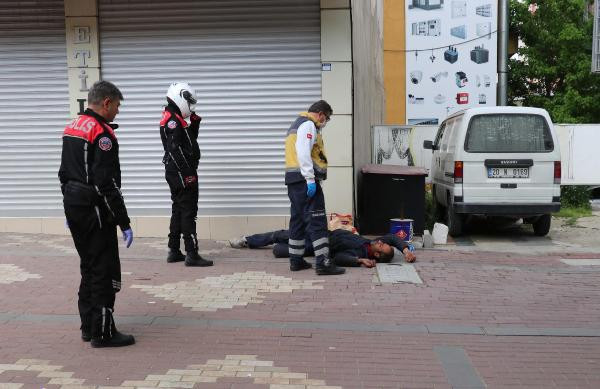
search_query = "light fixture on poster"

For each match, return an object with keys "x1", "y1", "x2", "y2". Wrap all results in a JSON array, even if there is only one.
[
  {"x1": 434, "y1": 94, "x2": 447, "y2": 104},
  {"x1": 410, "y1": 70, "x2": 423, "y2": 84},
  {"x1": 430, "y1": 71, "x2": 448, "y2": 83}
]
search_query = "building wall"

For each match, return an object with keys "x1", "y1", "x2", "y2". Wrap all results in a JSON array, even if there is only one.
[
  {"x1": 350, "y1": 0, "x2": 386, "y2": 202},
  {"x1": 2, "y1": 0, "x2": 355, "y2": 238},
  {"x1": 383, "y1": 0, "x2": 407, "y2": 125},
  {"x1": 321, "y1": 0, "x2": 354, "y2": 217}
]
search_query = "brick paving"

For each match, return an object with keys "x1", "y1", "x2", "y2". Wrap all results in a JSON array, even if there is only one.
[{"x1": 1, "y1": 232, "x2": 600, "y2": 388}]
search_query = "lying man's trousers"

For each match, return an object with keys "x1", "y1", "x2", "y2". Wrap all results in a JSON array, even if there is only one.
[{"x1": 245, "y1": 230, "x2": 314, "y2": 258}]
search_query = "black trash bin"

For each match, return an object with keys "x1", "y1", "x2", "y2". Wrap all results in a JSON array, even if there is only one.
[{"x1": 357, "y1": 164, "x2": 427, "y2": 235}]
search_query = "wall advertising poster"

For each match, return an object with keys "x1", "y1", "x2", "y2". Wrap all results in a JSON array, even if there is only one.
[{"x1": 405, "y1": 0, "x2": 498, "y2": 125}]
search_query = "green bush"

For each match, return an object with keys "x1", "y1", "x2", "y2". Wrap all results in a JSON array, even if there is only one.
[
  {"x1": 424, "y1": 189, "x2": 436, "y2": 231},
  {"x1": 560, "y1": 185, "x2": 590, "y2": 208}
]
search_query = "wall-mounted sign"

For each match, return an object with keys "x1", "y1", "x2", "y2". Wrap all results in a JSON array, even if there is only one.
[{"x1": 405, "y1": 0, "x2": 498, "y2": 125}]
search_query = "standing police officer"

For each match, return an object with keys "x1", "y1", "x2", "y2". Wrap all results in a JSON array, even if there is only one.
[
  {"x1": 160, "y1": 82, "x2": 213, "y2": 267},
  {"x1": 59, "y1": 81, "x2": 135, "y2": 347},
  {"x1": 284, "y1": 100, "x2": 345, "y2": 275}
]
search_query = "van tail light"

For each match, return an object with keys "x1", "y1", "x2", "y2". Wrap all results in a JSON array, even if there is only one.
[
  {"x1": 554, "y1": 161, "x2": 561, "y2": 184},
  {"x1": 454, "y1": 161, "x2": 463, "y2": 183}
]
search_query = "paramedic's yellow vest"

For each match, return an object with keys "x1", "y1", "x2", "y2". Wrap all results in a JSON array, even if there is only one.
[{"x1": 284, "y1": 113, "x2": 328, "y2": 185}]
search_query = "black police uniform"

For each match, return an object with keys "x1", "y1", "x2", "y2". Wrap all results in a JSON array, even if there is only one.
[
  {"x1": 58, "y1": 108, "x2": 132, "y2": 344},
  {"x1": 159, "y1": 104, "x2": 202, "y2": 254}
]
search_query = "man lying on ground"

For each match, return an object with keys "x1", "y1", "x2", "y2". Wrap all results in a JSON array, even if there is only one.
[{"x1": 229, "y1": 228, "x2": 416, "y2": 267}]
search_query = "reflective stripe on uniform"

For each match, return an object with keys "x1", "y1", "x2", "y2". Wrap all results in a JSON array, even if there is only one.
[
  {"x1": 314, "y1": 247, "x2": 329, "y2": 257},
  {"x1": 289, "y1": 247, "x2": 305, "y2": 255},
  {"x1": 313, "y1": 237, "x2": 328, "y2": 247}
]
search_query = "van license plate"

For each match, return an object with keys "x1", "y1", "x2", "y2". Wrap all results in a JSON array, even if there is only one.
[{"x1": 488, "y1": 167, "x2": 529, "y2": 178}]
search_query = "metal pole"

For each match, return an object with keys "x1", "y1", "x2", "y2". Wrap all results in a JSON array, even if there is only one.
[{"x1": 497, "y1": 0, "x2": 509, "y2": 105}]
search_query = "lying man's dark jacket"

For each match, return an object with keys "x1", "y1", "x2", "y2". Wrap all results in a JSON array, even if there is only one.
[{"x1": 329, "y1": 229, "x2": 409, "y2": 266}]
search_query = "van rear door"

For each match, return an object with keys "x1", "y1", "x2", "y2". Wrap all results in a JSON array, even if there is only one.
[{"x1": 461, "y1": 113, "x2": 557, "y2": 204}]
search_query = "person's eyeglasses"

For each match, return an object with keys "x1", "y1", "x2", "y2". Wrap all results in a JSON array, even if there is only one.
[{"x1": 323, "y1": 113, "x2": 331, "y2": 122}]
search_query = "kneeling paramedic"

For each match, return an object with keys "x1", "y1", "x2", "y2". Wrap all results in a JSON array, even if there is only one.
[
  {"x1": 284, "y1": 100, "x2": 345, "y2": 275},
  {"x1": 58, "y1": 81, "x2": 135, "y2": 348},
  {"x1": 160, "y1": 82, "x2": 213, "y2": 267}
]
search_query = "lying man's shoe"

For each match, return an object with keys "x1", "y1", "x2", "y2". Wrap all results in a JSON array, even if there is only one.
[
  {"x1": 185, "y1": 251, "x2": 214, "y2": 267},
  {"x1": 315, "y1": 258, "x2": 346, "y2": 276},
  {"x1": 91, "y1": 331, "x2": 135, "y2": 348},
  {"x1": 290, "y1": 259, "x2": 312, "y2": 271},
  {"x1": 166, "y1": 249, "x2": 185, "y2": 263},
  {"x1": 228, "y1": 236, "x2": 248, "y2": 249}
]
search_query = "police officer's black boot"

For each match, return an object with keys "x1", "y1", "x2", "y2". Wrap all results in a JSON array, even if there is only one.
[
  {"x1": 80, "y1": 314, "x2": 91, "y2": 341},
  {"x1": 166, "y1": 248, "x2": 185, "y2": 263},
  {"x1": 81, "y1": 327, "x2": 91, "y2": 342},
  {"x1": 185, "y1": 251, "x2": 213, "y2": 267},
  {"x1": 90, "y1": 307, "x2": 135, "y2": 348},
  {"x1": 290, "y1": 258, "x2": 312, "y2": 271},
  {"x1": 315, "y1": 257, "x2": 345, "y2": 276}
]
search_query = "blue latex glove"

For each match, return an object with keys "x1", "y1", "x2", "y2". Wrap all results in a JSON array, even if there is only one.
[
  {"x1": 122, "y1": 228, "x2": 133, "y2": 248},
  {"x1": 306, "y1": 182, "x2": 317, "y2": 198}
]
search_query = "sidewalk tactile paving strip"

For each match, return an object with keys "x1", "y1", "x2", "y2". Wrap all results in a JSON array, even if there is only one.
[
  {"x1": 131, "y1": 271, "x2": 324, "y2": 312},
  {"x1": 0, "y1": 356, "x2": 341, "y2": 389},
  {"x1": 0, "y1": 264, "x2": 41, "y2": 284}
]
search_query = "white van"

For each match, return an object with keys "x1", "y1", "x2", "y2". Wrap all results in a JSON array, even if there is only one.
[{"x1": 423, "y1": 106, "x2": 561, "y2": 237}]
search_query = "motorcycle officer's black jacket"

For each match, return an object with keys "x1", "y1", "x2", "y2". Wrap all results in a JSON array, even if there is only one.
[
  {"x1": 159, "y1": 103, "x2": 201, "y2": 185},
  {"x1": 58, "y1": 108, "x2": 130, "y2": 231}
]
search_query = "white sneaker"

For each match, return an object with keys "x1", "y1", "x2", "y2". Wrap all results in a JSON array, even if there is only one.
[{"x1": 229, "y1": 236, "x2": 248, "y2": 248}]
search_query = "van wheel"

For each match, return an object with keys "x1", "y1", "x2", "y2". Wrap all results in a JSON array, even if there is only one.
[
  {"x1": 446, "y1": 202, "x2": 463, "y2": 237},
  {"x1": 533, "y1": 214, "x2": 551, "y2": 236}
]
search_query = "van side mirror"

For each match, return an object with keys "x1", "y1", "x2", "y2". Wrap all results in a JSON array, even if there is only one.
[{"x1": 423, "y1": 140, "x2": 436, "y2": 150}]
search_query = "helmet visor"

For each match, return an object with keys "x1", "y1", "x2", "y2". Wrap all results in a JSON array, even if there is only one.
[{"x1": 181, "y1": 90, "x2": 197, "y2": 105}]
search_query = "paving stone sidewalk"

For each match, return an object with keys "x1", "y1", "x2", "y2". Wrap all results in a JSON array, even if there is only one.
[{"x1": 1, "y1": 232, "x2": 600, "y2": 388}]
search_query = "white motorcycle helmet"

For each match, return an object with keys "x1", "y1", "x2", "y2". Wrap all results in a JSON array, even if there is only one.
[{"x1": 166, "y1": 82, "x2": 197, "y2": 118}]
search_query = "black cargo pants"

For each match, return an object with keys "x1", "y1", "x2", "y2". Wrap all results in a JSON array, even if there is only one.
[
  {"x1": 63, "y1": 182, "x2": 121, "y2": 337},
  {"x1": 165, "y1": 169, "x2": 199, "y2": 253},
  {"x1": 286, "y1": 181, "x2": 329, "y2": 266}
]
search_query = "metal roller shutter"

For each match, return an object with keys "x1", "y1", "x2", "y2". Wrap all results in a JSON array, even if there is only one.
[
  {"x1": 0, "y1": 0, "x2": 68, "y2": 217},
  {"x1": 99, "y1": 0, "x2": 321, "y2": 216}
]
